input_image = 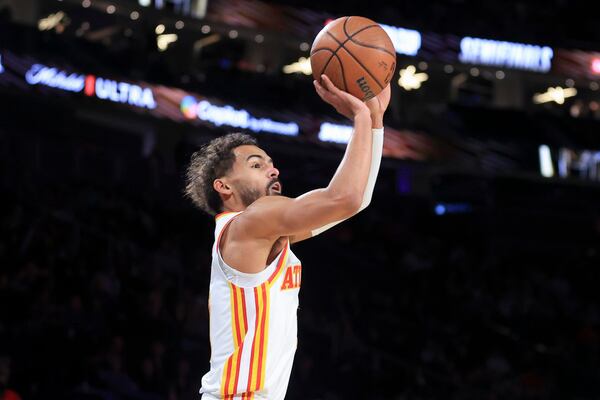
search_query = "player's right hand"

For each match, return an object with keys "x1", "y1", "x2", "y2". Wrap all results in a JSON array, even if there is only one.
[{"x1": 314, "y1": 74, "x2": 369, "y2": 120}]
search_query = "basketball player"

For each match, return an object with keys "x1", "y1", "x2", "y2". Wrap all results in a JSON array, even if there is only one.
[{"x1": 185, "y1": 75, "x2": 390, "y2": 399}]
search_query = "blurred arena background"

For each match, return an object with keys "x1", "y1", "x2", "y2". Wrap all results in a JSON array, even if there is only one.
[{"x1": 1, "y1": 0, "x2": 600, "y2": 399}]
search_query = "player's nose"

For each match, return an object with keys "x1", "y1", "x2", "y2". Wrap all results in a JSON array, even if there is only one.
[{"x1": 268, "y1": 167, "x2": 279, "y2": 179}]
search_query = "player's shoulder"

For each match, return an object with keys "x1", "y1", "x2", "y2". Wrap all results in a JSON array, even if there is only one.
[
  {"x1": 232, "y1": 195, "x2": 292, "y2": 237},
  {"x1": 245, "y1": 195, "x2": 292, "y2": 215}
]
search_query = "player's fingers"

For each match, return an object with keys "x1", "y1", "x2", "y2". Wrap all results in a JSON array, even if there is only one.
[
  {"x1": 313, "y1": 79, "x2": 326, "y2": 92},
  {"x1": 313, "y1": 80, "x2": 326, "y2": 97},
  {"x1": 314, "y1": 79, "x2": 335, "y2": 98},
  {"x1": 320, "y1": 74, "x2": 341, "y2": 93},
  {"x1": 314, "y1": 80, "x2": 333, "y2": 102}
]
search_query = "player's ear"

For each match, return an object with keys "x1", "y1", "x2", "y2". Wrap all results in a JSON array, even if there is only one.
[{"x1": 213, "y1": 178, "x2": 232, "y2": 196}]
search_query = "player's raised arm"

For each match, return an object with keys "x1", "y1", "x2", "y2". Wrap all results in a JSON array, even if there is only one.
[
  {"x1": 295, "y1": 80, "x2": 391, "y2": 242},
  {"x1": 238, "y1": 75, "x2": 374, "y2": 239}
]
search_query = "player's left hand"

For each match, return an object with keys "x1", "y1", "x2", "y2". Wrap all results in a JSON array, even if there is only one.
[{"x1": 365, "y1": 84, "x2": 391, "y2": 128}]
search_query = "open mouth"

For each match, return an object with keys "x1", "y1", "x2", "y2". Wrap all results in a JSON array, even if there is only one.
[{"x1": 270, "y1": 182, "x2": 281, "y2": 193}]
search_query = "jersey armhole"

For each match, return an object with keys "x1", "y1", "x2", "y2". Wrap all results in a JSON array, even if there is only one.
[{"x1": 215, "y1": 214, "x2": 286, "y2": 288}]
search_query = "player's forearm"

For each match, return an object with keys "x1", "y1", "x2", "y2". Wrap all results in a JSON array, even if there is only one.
[
  {"x1": 310, "y1": 125, "x2": 383, "y2": 238},
  {"x1": 325, "y1": 110, "x2": 373, "y2": 212}
]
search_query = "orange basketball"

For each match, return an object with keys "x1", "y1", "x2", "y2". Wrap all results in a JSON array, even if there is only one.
[{"x1": 310, "y1": 16, "x2": 396, "y2": 101}]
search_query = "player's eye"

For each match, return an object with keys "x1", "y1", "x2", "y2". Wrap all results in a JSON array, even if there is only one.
[{"x1": 252, "y1": 163, "x2": 261, "y2": 168}]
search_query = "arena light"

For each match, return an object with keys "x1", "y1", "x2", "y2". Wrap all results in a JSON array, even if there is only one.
[
  {"x1": 379, "y1": 24, "x2": 422, "y2": 56},
  {"x1": 157, "y1": 33, "x2": 177, "y2": 51},
  {"x1": 397, "y1": 65, "x2": 428, "y2": 90},
  {"x1": 0, "y1": 54, "x2": 4, "y2": 74},
  {"x1": 193, "y1": 34, "x2": 220, "y2": 52},
  {"x1": 283, "y1": 57, "x2": 311, "y2": 75},
  {"x1": 459, "y1": 36, "x2": 553, "y2": 73},
  {"x1": 434, "y1": 203, "x2": 472, "y2": 215},
  {"x1": 38, "y1": 11, "x2": 68, "y2": 31},
  {"x1": 591, "y1": 58, "x2": 600, "y2": 75},
  {"x1": 539, "y1": 145, "x2": 555, "y2": 177},
  {"x1": 318, "y1": 122, "x2": 353, "y2": 144},
  {"x1": 533, "y1": 86, "x2": 577, "y2": 105}
]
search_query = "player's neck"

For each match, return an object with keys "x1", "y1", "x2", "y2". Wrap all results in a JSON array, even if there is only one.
[{"x1": 221, "y1": 198, "x2": 247, "y2": 213}]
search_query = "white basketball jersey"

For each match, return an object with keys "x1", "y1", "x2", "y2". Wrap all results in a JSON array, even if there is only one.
[{"x1": 200, "y1": 211, "x2": 302, "y2": 400}]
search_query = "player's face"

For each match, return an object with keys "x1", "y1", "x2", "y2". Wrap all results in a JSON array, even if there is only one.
[{"x1": 229, "y1": 145, "x2": 282, "y2": 207}]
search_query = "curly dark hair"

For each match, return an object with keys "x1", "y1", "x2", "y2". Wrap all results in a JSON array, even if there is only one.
[{"x1": 184, "y1": 132, "x2": 257, "y2": 216}]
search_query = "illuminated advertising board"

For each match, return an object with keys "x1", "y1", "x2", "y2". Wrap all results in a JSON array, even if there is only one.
[
  {"x1": 0, "y1": 51, "x2": 299, "y2": 137},
  {"x1": 318, "y1": 122, "x2": 353, "y2": 143},
  {"x1": 25, "y1": 63, "x2": 156, "y2": 109},
  {"x1": 539, "y1": 144, "x2": 600, "y2": 182},
  {"x1": 317, "y1": 121, "x2": 452, "y2": 161},
  {"x1": 458, "y1": 37, "x2": 553, "y2": 73},
  {"x1": 25, "y1": 64, "x2": 84, "y2": 92},
  {"x1": 180, "y1": 96, "x2": 299, "y2": 136},
  {"x1": 0, "y1": 49, "x2": 570, "y2": 169},
  {"x1": 379, "y1": 24, "x2": 422, "y2": 56}
]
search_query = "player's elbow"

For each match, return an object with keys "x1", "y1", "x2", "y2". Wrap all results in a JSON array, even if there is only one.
[
  {"x1": 334, "y1": 192, "x2": 363, "y2": 217},
  {"x1": 357, "y1": 197, "x2": 371, "y2": 213}
]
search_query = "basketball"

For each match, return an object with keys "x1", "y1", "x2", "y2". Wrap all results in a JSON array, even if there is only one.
[{"x1": 310, "y1": 16, "x2": 396, "y2": 101}]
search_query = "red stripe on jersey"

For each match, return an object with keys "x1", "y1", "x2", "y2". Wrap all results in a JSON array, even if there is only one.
[
  {"x1": 231, "y1": 287, "x2": 247, "y2": 394},
  {"x1": 267, "y1": 242, "x2": 289, "y2": 284},
  {"x1": 241, "y1": 287, "x2": 248, "y2": 332},
  {"x1": 255, "y1": 284, "x2": 268, "y2": 389},
  {"x1": 246, "y1": 287, "x2": 260, "y2": 392},
  {"x1": 232, "y1": 286, "x2": 241, "y2": 345}
]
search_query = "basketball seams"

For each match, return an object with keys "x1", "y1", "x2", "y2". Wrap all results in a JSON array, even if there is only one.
[
  {"x1": 313, "y1": 17, "x2": 395, "y2": 96},
  {"x1": 347, "y1": 38, "x2": 396, "y2": 57},
  {"x1": 312, "y1": 48, "x2": 336, "y2": 82},
  {"x1": 342, "y1": 17, "x2": 379, "y2": 40},
  {"x1": 339, "y1": 44, "x2": 385, "y2": 91},
  {"x1": 325, "y1": 30, "x2": 342, "y2": 46},
  {"x1": 319, "y1": 25, "x2": 382, "y2": 55},
  {"x1": 334, "y1": 53, "x2": 349, "y2": 92},
  {"x1": 342, "y1": 16, "x2": 352, "y2": 37},
  {"x1": 318, "y1": 52, "x2": 348, "y2": 92},
  {"x1": 327, "y1": 25, "x2": 388, "y2": 90},
  {"x1": 344, "y1": 16, "x2": 396, "y2": 58},
  {"x1": 321, "y1": 31, "x2": 343, "y2": 82},
  {"x1": 310, "y1": 48, "x2": 336, "y2": 56},
  {"x1": 312, "y1": 41, "x2": 343, "y2": 85}
]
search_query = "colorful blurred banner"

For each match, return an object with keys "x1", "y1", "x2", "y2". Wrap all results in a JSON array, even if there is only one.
[
  {"x1": 205, "y1": 0, "x2": 600, "y2": 77},
  {"x1": 552, "y1": 49, "x2": 600, "y2": 79},
  {"x1": 1, "y1": 49, "x2": 454, "y2": 162}
]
